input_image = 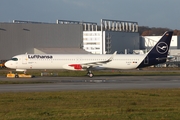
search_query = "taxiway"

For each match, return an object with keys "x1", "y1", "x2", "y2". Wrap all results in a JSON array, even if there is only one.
[{"x1": 0, "y1": 76, "x2": 180, "y2": 92}]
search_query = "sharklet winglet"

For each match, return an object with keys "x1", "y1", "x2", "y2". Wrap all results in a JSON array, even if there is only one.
[{"x1": 108, "y1": 51, "x2": 117, "y2": 62}]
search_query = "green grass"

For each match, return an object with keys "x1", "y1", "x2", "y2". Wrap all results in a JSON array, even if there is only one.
[{"x1": 0, "y1": 89, "x2": 180, "y2": 120}]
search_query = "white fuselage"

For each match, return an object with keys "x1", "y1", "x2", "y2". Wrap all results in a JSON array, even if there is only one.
[{"x1": 5, "y1": 54, "x2": 146, "y2": 71}]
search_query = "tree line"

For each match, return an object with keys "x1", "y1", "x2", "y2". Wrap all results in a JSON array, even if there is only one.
[{"x1": 138, "y1": 26, "x2": 180, "y2": 36}]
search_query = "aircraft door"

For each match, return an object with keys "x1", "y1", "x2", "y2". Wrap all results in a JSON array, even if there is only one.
[
  {"x1": 76, "y1": 57, "x2": 82, "y2": 63},
  {"x1": 22, "y1": 55, "x2": 27, "y2": 64},
  {"x1": 144, "y1": 56, "x2": 149, "y2": 64}
]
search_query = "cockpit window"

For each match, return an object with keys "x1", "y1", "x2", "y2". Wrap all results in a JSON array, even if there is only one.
[{"x1": 11, "y1": 58, "x2": 18, "y2": 61}]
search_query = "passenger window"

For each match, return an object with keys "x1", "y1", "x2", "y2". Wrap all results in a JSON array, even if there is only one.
[{"x1": 11, "y1": 58, "x2": 18, "y2": 61}]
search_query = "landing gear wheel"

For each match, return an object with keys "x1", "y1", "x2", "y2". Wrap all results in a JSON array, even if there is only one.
[
  {"x1": 89, "y1": 73, "x2": 94, "y2": 78},
  {"x1": 87, "y1": 70, "x2": 94, "y2": 78},
  {"x1": 15, "y1": 73, "x2": 19, "y2": 78}
]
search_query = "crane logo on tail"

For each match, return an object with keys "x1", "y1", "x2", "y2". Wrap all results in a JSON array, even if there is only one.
[{"x1": 156, "y1": 42, "x2": 168, "y2": 54}]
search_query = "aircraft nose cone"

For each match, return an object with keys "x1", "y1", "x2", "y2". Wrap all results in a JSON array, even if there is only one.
[{"x1": 5, "y1": 61, "x2": 11, "y2": 68}]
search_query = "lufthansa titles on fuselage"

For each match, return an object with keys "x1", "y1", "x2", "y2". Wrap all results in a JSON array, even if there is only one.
[{"x1": 28, "y1": 55, "x2": 53, "y2": 59}]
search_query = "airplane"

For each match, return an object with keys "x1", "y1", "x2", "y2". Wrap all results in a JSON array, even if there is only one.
[{"x1": 5, "y1": 31, "x2": 173, "y2": 77}]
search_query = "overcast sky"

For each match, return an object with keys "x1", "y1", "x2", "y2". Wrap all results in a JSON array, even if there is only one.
[{"x1": 0, "y1": 0, "x2": 180, "y2": 29}]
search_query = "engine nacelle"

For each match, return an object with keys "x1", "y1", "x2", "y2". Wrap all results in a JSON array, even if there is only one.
[{"x1": 63, "y1": 64, "x2": 84, "y2": 71}]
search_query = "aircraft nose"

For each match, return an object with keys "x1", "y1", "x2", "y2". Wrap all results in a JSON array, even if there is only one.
[{"x1": 5, "y1": 61, "x2": 12, "y2": 68}]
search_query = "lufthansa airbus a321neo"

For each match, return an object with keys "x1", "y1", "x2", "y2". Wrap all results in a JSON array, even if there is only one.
[{"x1": 5, "y1": 31, "x2": 173, "y2": 77}]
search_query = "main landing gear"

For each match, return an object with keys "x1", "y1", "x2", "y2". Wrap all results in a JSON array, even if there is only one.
[{"x1": 87, "y1": 70, "x2": 94, "y2": 78}]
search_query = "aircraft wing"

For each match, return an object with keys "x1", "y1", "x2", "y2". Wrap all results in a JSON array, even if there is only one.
[
  {"x1": 83, "y1": 51, "x2": 117, "y2": 65},
  {"x1": 68, "y1": 51, "x2": 117, "y2": 70}
]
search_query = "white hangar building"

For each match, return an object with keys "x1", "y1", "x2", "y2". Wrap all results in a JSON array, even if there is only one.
[{"x1": 83, "y1": 19, "x2": 139, "y2": 54}]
